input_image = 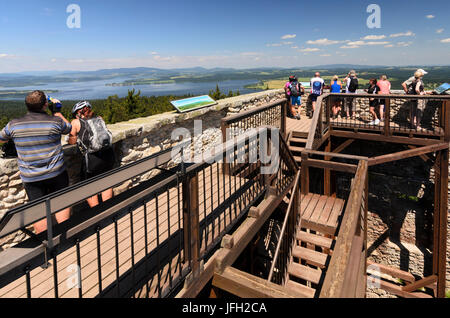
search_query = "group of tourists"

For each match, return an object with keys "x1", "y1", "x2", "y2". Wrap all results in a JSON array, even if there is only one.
[
  {"x1": 0, "y1": 91, "x2": 115, "y2": 233},
  {"x1": 284, "y1": 68, "x2": 431, "y2": 128}
]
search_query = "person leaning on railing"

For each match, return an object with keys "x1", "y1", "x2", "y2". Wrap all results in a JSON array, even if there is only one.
[
  {"x1": 377, "y1": 75, "x2": 391, "y2": 122},
  {"x1": 343, "y1": 70, "x2": 358, "y2": 119},
  {"x1": 0, "y1": 91, "x2": 72, "y2": 234},
  {"x1": 330, "y1": 75, "x2": 342, "y2": 119},
  {"x1": 68, "y1": 101, "x2": 115, "y2": 207}
]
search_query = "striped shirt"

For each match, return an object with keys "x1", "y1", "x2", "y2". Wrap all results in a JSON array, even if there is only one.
[{"x1": 0, "y1": 111, "x2": 72, "y2": 183}]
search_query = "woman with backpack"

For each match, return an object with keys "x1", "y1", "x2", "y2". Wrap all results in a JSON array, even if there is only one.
[
  {"x1": 69, "y1": 101, "x2": 116, "y2": 207},
  {"x1": 408, "y1": 71, "x2": 426, "y2": 129},
  {"x1": 344, "y1": 70, "x2": 359, "y2": 119}
]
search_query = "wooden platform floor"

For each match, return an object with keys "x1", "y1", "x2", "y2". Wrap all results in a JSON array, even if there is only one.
[
  {"x1": 0, "y1": 162, "x2": 262, "y2": 298},
  {"x1": 300, "y1": 193, "x2": 345, "y2": 236},
  {"x1": 330, "y1": 118, "x2": 443, "y2": 136},
  {"x1": 286, "y1": 117, "x2": 312, "y2": 136}
]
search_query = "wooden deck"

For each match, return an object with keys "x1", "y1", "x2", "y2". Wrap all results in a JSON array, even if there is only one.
[
  {"x1": 0, "y1": 162, "x2": 262, "y2": 298},
  {"x1": 286, "y1": 117, "x2": 312, "y2": 137}
]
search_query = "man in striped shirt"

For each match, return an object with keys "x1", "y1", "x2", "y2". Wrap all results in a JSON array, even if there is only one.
[{"x1": 0, "y1": 90, "x2": 72, "y2": 233}]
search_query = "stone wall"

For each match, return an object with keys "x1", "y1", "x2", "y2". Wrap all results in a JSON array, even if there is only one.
[{"x1": 0, "y1": 89, "x2": 285, "y2": 248}]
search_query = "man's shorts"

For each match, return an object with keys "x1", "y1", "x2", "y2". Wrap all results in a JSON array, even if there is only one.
[
  {"x1": 310, "y1": 94, "x2": 320, "y2": 102},
  {"x1": 23, "y1": 170, "x2": 69, "y2": 201},
  {"x1": 290, "y1": 96, "x2": 301, "y2": 106}
]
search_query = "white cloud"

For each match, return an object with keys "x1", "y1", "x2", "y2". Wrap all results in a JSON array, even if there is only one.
[
  {"x1": 441, "y1": 38, "x2": 450, "y2": 43},
  {"x1": 300, "y1": 48, "x2": 320, "y2": 52},
  {"x1": 150, "y1": 51, "x2": 158, "y2": 55},
  {"x1": 266, "y1": 43, "x2": 282, "y2": 47},
  {"x1": 366, "y1": 41, "x2": 390, "y2": 45},
  {"x1": 384, "y1": 44, "x2": 394, "y2": 48},
  {"x1": 240, "y1": 52, "x2": 262, "y2": 56},
  {"x1": 320, "y1": 54, "x2": 331, "y2": 57},
  {"x1": 436, "y1": 29, "x2": 444, "y2": 34},
  {"x1": 346, "y1": 41, "x2": 366, "y2": 46},
  {"x1": 0, "y1": 53, "x2": 15, "y2": 59},
  {"x1": 281, "y1": 34, "x2": 296, "y2": 39},
  {"x1": 362, "y1": 35, "x2": 386, "y2": 40},
  {"x1": 340, "y1": 45, "x2": 360, "y2": 49},
  {"x1": 282, "y1": 41, "x2": 293, "y2": 45},
  {"x1": 397, "y1": 41, "x2": 413, "y2": 47},
  {"x1": 51, "y1": 58, "x2": 57, "y2": 63},
  {"x1": 390, "y1": 31, "x2": 415, "y2": 38},
  {"x1": 306, "y1": 38, "x2": 342, "y2": 45},
  {"x1": 291, "y1": 46, "x2": 299, "y2": 49},
  {"x1": 426, "y1": 15, "x2": 435, "y2": 19}
]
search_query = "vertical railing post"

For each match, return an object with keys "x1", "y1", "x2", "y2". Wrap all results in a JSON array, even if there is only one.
[
  {"x1": 221, "y1": 119, "x2": 230, "y2": 176},
  {"x1": 384, "y1": 98, "x2": 391, "y2": 136},
  {"x1": 300, "y1": 153, "x2": 309, "y2": 195},
  {"x1": 437, "y1": 149, "x2": 448, "y2": 298},
  {"x1": 281, "y1": 100, "x2": 287, "y2": 139},
  {"x1": 444, "y1": 100, "x2": 450, "y2": 142},
  {"x1": 182, "y1": 171, "x2": 200, "y2": 274}
]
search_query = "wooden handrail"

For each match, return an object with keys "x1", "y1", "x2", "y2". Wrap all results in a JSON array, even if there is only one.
[
  {"x1": 320, "y1": 160, "x2": 368, "y2": 298},
  {"x1": 306, "y1": 93, "x2": 329, "y2": 150},
  {"x1": 267, "y1": 170, "x2": 301, "y2": 282}
]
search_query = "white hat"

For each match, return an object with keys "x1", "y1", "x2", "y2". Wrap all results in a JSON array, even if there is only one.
[{"x1": 417, "y1": 69, "x2": 428, "y2": 75}]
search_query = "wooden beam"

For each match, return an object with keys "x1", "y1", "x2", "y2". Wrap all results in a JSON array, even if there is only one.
[
  {"x1": 377, "y1": 279, "x2": 432, "y2": 298},
  {"x1": 402, "y1": 275, "x2": 437, "y2": 293},
  {"x1": 320, "y1": 161, "x2": 368, "y2": 298},
  {"x1": 368, "y1": 143, "x2": 448, "y2": 166},
  {"x1": 304, "y1": 159, "x2": 358, "y2": 174},
  {"x1": 437, "y1": 149, "x2": 448, "y2": 298},
  {"x1": 324, "y1": 139, "x2": 331, "y2": 196},
  {"x1": 407, "y1": 145, "x2": 434, "y2": 163},
  {"x1": 212, "y1": 266, "x2": 307, "y2": 298},
  {"x1": 303, "y1": 149, "x2": 368, "y2": 162},
  {"x1": 331, "y1": 130, "x2": 442, "y2": 146},
  {"x1": 384, "y1": 99, "x2": 391, "y2": 136},
  {"x1": 332, "y1": 139, "x2": 354, "y2": 154},
  {"x1": 367, "y1": 260, "x2": 415, "y2": 283}
]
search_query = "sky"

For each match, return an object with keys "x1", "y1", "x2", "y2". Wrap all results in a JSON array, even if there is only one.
[{"x1": 0, "y1": 0, "x2": 449, "y2": 72}]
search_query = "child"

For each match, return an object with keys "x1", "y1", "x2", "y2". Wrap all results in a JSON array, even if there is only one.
[{"x1": 367, "y1": 79, "x2": 380, "y2": 125}]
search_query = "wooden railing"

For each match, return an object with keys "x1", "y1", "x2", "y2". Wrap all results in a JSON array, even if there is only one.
[
  {"x1": 320, "y1": 160, "x2": 369, "y2": 298},
  {"x1": 267, "y1": 170, "x2": 300, "y2": 285},
  {"x1": 306, "y1": 93, "x2": 450, "y2": 151}
]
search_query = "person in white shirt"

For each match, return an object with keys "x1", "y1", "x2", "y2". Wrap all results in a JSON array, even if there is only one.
[{"x1": 309, "y1": 72, "x2": 325, "y2": 118}]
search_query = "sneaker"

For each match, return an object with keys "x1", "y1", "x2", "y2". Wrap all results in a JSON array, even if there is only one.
[
  {"x1": 369, "y1": 120, "x2": 375, "y2": 125},
  {"x1": 374, "y1": 119, "x2": 380, "y2": 125}
]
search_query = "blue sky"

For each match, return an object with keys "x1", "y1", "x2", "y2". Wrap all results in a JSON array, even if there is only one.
[{"x1": 0, "y1": 0, "x2": 449, "y2": 72}]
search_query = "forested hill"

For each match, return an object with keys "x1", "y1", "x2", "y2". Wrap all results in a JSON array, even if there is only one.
[{"x1": 1, "y1": 65, "x2": 449, "y2": 89}]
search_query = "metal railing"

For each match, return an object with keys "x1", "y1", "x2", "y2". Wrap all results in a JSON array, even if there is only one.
[
  {"x1": 0, "y1": 118, "x2": 297, "y2": 298},
  {"x1": 221, "y1": 98, "x2": 288, "y2": 141},
  {"x1": 306, "y1": 93, "x2": 450, "y2": 151},
  {"x1": 267, "y1": 171, "x2": 301, "y2": 285}
]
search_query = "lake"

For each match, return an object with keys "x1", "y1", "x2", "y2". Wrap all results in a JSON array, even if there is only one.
[{"x1": 0, "y1": 78, "x2": 262, "y2": 101}]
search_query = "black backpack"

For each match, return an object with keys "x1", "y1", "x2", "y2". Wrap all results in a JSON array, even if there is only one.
[
  {"x1": 290, "y1": 81, "x2": 300, "y2": 97},
  {"x1": 348, "y1": 77, "x2": 359, "y2": 92}
]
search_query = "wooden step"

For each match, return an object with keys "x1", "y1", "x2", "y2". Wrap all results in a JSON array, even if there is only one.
[
  {"x1": 285, "y1": 280, "x2": 316, "y2": 298},
  {"x1": 293, "y1": 156, "x2": 302, "y2": 163},
  {"x1": 370, "y1": 276, "x2": 434, "y2": 298},
  {"x1": 292, "y1": 246, "x2": 328, "y2": 268},
  {"x1": 290, "y1": 137, "x2": 308, "y2": 144},
  {"x1": 297, "y1": 231, "x2": 333, "y2": 250},
  {"x1": 292, "y1": 131, "x2": 309, "y2": 139},
  {"x1": 289, "y1": 146, "x2": 305, "y2": 153},
  {"x1": 288, "y1": 262, "x2": 322, "y2": 284}
]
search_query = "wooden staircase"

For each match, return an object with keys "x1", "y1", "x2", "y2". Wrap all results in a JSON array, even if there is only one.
[
  {"x1": 288, "y1": 131, "x2": 308, "y2": 166},
  {"x1": 284, "y1": 193, "x2": 346, "y2": 298}
]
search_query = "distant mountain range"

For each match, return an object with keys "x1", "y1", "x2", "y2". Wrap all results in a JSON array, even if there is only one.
[{"x1": 0, "y1": 65, "x2": 448, "y2": 89}]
